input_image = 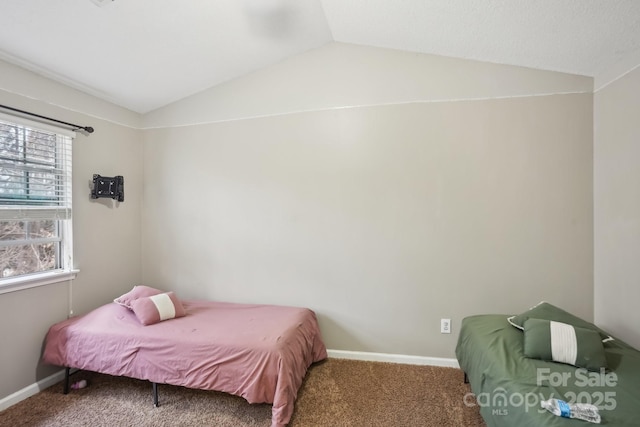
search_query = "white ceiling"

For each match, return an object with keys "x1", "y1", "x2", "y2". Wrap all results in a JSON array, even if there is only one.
[{"x1": 0, "y1": 0, "x2": 639, "y2": 114}]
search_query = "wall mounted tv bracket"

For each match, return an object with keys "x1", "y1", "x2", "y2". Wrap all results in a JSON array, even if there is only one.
[{"x1": 91, "y1": 174, "x2": 124, "y2": 202}]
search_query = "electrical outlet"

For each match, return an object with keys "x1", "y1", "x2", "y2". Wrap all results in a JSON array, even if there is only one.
[{"x1": 441, "y1": 318, "x2": 451, "y2": 334}]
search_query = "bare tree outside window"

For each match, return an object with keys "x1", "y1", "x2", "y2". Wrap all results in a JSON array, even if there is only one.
[{"x1": 0, "y1": 220, "x2": 57, "y2": 277}]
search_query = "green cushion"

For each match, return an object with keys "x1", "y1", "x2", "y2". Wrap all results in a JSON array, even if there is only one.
[
  {"x1": 507, "y1": 301, "x2": 613, "y2": 342},
  {"x1": 523, "y1": 318, "x2": 608, "y2": 371}
]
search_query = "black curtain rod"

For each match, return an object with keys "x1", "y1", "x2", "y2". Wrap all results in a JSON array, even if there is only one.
[{"x1": 0, "y1": 104, "x2": 94, "y2": 134}]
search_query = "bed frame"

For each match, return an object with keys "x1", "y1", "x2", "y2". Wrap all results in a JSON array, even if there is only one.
[{"x1": 63, "y1": 367, "x2": 162, "y2": 406}]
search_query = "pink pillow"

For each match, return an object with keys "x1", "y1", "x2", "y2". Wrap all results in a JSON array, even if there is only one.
[
  {"x1": 130, "y1": 292, "x2": 186, "y2": 325},
  {"x1": 114, "y1": 285, "x2": 163, "y2": 310}
]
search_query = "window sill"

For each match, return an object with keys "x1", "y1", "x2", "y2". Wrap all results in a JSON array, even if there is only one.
[{"x1": 0, "y1": 270, "x2": 78, "y2": 295}]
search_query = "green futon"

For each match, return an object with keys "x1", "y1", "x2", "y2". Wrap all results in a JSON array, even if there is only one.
[{"x1": 456, "y1": 303, "x2": 640, "y2": 426}]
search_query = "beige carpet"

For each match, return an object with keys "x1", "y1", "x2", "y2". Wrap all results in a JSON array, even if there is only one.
[{"x1": 0, "y1": 358, "x2": 486, "y2": 426}]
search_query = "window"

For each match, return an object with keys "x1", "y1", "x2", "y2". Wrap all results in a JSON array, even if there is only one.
[{"x1": 0, "y1": 112, "x2": 74, "y2": 290}]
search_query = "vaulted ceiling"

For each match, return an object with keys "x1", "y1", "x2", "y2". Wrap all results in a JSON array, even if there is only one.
[{"x1": 1, "y1": 0, "x2": 638, "y2": 114}]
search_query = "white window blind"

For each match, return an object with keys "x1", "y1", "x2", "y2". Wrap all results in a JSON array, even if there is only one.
[{"x1": 0, "y1": 112, "x2": 73, "y2": 221}]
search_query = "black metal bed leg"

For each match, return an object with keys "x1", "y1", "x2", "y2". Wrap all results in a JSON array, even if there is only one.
[
  {"x1": 152, "y1": 382, "x2": 159, "y2": 407},
  {"x1": 463, "y1": 371, "x2": 469, "y2": 384},
  {"x1": 63, "y1": 367, "x2": 70, "y2": 394}
]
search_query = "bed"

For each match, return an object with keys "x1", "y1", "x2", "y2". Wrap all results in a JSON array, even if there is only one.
[
  {"x1": 42, "y1": 289, "x2": 327, "y2": 427},
  {"x1": 455, "y1": 302, "x2": 640, "y2": 427}
]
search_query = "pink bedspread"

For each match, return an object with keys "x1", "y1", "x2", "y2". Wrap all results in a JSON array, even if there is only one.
[{"x1": 43, "y1": 300, "x2": 327, "y2": 427}]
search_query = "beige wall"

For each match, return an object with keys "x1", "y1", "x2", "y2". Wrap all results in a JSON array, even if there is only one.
[
  {"x1": 144, "y1": 43, "x2": 592, "y2": 128},
  {"x1": 0, "y1": 60, "x2": 141, "y2": 129},
  {"x1": 0, "y1": 63, "x2": 143, "y2": 399},
  {"x1": 142, "y1": 43, "x2": 594, "y2": 357},
  {"x1": 594, "y1": 66, "x2": 640, "y2": 349},
  {"x1": 0, "y1": 42, "x2": 600, "y2": 406}
]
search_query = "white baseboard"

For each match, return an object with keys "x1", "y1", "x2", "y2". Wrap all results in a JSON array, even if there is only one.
[
  {"x1": 0, "y1": 369, "x2": 66, "y2": 412},
  {"x1": 327, "y1": 349, "x2": 460, "y2": 368}
]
